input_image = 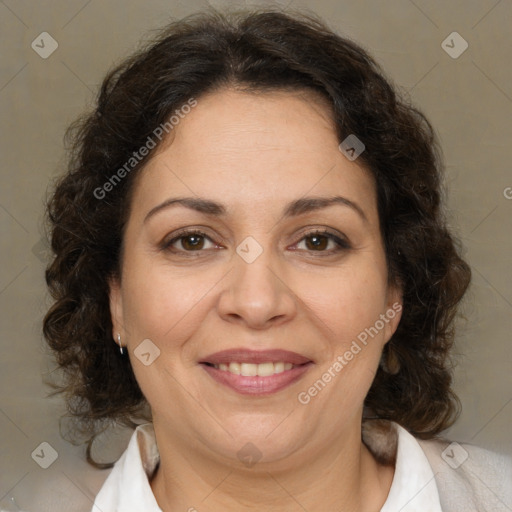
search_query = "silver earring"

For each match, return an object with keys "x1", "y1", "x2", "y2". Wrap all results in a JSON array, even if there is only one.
[{"x1": 116, "y1": 333, "x2": 124, "y2": 355}]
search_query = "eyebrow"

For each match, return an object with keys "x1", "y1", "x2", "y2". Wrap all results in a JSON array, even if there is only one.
[{"x1": 144, "y1": 195, "x2": 368, "y2": 223}]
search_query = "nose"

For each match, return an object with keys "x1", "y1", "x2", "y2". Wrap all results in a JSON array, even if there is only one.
[{"x1": 216, "y1": 248, "x2": 297, "y2": 330}]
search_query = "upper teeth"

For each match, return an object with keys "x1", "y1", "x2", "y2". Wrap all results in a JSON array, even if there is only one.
[{"x1": 213, "y1": 362, "x2": 294, "y2": 376}]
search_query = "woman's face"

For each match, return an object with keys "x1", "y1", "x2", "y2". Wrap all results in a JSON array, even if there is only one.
[{"x1": 110, "y1": 88, "x2": 402, "y2": 466}]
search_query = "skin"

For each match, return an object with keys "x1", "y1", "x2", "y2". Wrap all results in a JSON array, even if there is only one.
[{"x1": 110, "y1": 88, "x2": 403, "y2": 512}]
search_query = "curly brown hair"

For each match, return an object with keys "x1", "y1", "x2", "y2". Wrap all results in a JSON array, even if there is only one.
[{"x1": 43, "y1": 7, "x2": 471, "y2": 465}]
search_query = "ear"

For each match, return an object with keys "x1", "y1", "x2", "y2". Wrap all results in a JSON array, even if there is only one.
[
  {"x1": 108, "y1": 275, "x2": 125, "y2": 340},
  {"x1": 382, "y1": 284, "x2": 403, "y2": 345}
]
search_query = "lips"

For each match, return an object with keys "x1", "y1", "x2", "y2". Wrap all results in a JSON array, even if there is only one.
[
  {"x1": 199, "y1": 348, "x2": 313, "y2": 395},
  {"x1": 200, "y1": 348, "x2": 312, "y2": 366}
]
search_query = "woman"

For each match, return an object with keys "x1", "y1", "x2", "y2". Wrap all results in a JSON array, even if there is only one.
[{"x1": 43, "y1": 8, "x2": 511, "y2": 511}]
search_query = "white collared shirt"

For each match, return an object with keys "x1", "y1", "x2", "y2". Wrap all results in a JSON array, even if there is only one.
[{"x1": 91, "y1": 421, "x2": 452, "y2": 512}]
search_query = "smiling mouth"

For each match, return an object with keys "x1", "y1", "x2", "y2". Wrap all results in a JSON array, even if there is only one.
[
  {"x1": 200, "y1": 360, "x2": 314, "y2": 395},
  {"x1": 202, "y1": 361, "x2": 298, "y2": 376}
]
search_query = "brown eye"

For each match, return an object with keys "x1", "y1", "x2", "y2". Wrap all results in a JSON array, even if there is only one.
[
  {"x1": 162, "y1": 230, "x2": 217, "y2": 253},
  {"x1": 304, "y1": 233, "x2": 330, "y2": 251},
  {"x1": 295, "y1": 230, "x2": 350, "y2": 253},
  {"x1": 180, "y1": 234, "x2": 206, "y2": 251}
]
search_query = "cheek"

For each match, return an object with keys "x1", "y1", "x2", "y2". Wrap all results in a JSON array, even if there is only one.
[
  {"x1": 296, "y1": 261, "x2": 389, "y2": 345},
  {"x1": 120, "y1": 258, "x2": 216, "y2": 345},
  {"x1": 119, "y1": 262, "x2": 213, "y2": 406},
  {"x1": 295, "y1": 263, "x2": 391, "y2": 411}
]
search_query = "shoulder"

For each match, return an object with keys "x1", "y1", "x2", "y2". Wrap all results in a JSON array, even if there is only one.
[
  {"x1": 363, "y1": 419, "x2": 512, "y2": 512},
  {"x1": 417, "y1": 436, "x2": 512, "y2": 511}
]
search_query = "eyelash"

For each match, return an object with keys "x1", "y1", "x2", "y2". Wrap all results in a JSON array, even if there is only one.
[{"x1": 161, "y1": 228, "x2": 351, "y2": 256}]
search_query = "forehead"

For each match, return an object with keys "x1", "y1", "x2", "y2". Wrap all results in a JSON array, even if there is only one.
[
  {"x1": 169, "y1": 88, "x2": 336, "y2": 157},
  {"x1": 129, "y1": 88, "x2": 376, "y2": 221}
]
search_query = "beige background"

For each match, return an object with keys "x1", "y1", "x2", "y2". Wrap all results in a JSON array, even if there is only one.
[{"x1": 1, "y1": 0, "x2": 511, "y2": 510}]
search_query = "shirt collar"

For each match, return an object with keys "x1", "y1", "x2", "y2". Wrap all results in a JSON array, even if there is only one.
[
  {"x1": 374, "y1": 422, "x2": 443, "y2": 511},
  {"x1": 93, "y1": 423, "x2": 162, "y2": 511}
]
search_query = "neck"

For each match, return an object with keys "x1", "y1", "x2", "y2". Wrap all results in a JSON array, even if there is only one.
[{"x1": 150, "y1": 420, "x2": 394, "y2": 512}]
